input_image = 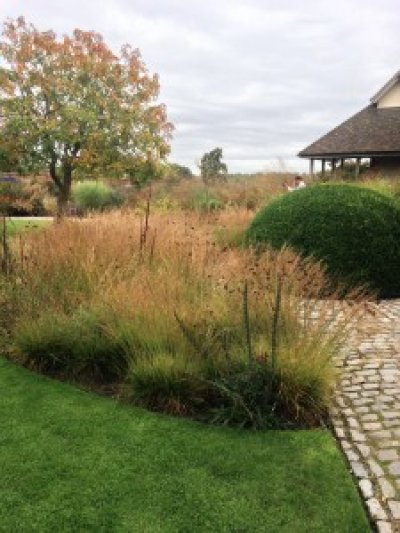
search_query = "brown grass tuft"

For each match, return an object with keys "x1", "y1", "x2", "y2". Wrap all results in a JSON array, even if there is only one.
[{"x1": 2, "y1": 208, "x2": 369, "y2": 427}]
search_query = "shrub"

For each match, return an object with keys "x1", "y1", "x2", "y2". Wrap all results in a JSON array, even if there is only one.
[
  {"x1": 72, "y1": 180, "x2": 123, "y2": 211},
  {"x1": 189, "y1": 189, "x2": 224, "y2": 211},
  {"x1": 0, "y1": 178, "x2": 48, "y2": 216},
  {"x1": 246, "y1": 184, "x2": 400, "y2": 298},
  {"x1": 164, "y1": 163, "x2": 193, "y2": 182}
]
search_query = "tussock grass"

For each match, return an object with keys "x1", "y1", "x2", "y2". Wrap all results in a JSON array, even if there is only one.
[
  {"x1": 131, "y1": 173, "x2": 289, "y2": 212},
  {"x1": 358, "y1": 176, "x2": 400, "y2": 201},
  {"x1": 72, "y1": 180, "x2": 123, "y2": 212},
  {"x1": 1, "y1": 209, "x2": 367, "y2": 427}
]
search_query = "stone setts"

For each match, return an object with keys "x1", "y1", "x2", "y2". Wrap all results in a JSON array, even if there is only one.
[{"x1": 332, "y1": 300, "x2": 400, "y2": 532}]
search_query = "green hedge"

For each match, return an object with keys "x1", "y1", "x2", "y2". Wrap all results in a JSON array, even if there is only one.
[{"x1": 246, "y1": 184, "x2": 400, "y2": 298}]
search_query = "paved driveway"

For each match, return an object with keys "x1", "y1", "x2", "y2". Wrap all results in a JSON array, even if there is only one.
[{"x1": 333, "y1": 300, "x2": 400, "y2": 532}]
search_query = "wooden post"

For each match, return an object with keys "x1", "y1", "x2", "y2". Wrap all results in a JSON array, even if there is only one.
[
  {"x1": 355, "y1": 157, "x2": 361, "y2": 179},
  {"x1": 309, "y1": 159, "x2": 314, "y2": 177},
  {"x1": 340, "y1": 158, "x2": 344, "y2": 170},
  {"x1": 331, "y1": 159, "x2": 336, "y2": 177},
  {"x1": 321, "y1": 159, "x2": 326, "y2": 177}
]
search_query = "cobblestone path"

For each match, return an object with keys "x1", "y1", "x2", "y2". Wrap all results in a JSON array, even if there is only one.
[{"x1": 332, "y1": 300, "x2": 400, "y2": 532}]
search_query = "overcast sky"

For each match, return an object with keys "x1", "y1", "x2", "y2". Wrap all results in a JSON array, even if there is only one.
[{"x1": 1, "y1": 1, "x2": 399, "y2": 173}]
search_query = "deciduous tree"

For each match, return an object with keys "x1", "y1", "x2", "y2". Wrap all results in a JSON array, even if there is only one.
[
  {"x1": 167, "y1": 163, "x2": 193, "y2": 180},
  {"x1": 199, "y1": 147, "x2": 227, "y2": 184},
  {"x1": 0, "y1": 17, "x2": 173, "y2": 214}
]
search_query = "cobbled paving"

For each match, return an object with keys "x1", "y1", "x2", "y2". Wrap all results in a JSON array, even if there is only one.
[{"x1": 332, "y1": 300, "x2": 400, "y2": 532}]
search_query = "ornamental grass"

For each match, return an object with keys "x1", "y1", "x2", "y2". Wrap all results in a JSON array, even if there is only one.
[{"x1": 0, "y1": 209, "x2": 367, "y2": 428}]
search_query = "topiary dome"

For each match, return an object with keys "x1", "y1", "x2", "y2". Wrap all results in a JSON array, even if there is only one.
[{"x1": 246, "y1": 184, "x2": 400, "y2": 298}]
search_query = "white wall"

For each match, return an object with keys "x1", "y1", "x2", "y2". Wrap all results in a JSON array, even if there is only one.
[{"x1": 377, "y1": 81, "x2": 400, "y2": 108}]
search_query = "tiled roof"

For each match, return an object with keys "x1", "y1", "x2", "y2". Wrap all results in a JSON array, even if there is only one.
[{"x1": 298, "y1": 105, "x2": 400, "y2": 158}]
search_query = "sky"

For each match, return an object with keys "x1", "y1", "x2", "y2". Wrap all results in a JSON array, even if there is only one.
[{"x1": 1, "y1": 1, "x2": 399, "y2": 173}]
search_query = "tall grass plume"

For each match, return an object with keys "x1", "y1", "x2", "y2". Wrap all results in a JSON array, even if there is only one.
[{"x1": 1, "y1": 209, "x2": 368, "y2": 428}]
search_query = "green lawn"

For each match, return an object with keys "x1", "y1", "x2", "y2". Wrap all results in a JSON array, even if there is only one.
[
  {"x1": 4, "y1": 218, "x2": 51, "y2": 237},
  {"x1": 0, "y1": 358, "x2": 370, "y2": 532}
]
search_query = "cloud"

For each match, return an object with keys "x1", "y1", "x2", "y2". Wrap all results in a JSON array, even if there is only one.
[{"x1": 1, "y1": 0, "x2": 399, "y2": 172}]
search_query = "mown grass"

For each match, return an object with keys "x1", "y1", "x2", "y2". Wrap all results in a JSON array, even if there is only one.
[
  {"x1": 4, "y1": 218, "x2": 51, "y2": 237},
  {"x1": 0, "y1": 357, "x2": 369, "y2": 532}
]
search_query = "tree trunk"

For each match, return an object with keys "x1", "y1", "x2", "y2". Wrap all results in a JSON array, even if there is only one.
[
  {"x1": 49, "y1": 153, "x2": 73, "y2": 219},
  {"x1": 56, "y1": 185, "x2": 70, "y2": 219},
  {"x1": 57, "y1": 166, "x2": 72, "y2": 219}
]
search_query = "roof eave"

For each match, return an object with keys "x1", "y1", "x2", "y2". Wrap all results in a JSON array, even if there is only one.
[
  {"x1": 299, "y1": 150, "x2": 400, "y2": 159},
  {"x1": 370, "y1": 70, "x2": 400, "y2": 103}
]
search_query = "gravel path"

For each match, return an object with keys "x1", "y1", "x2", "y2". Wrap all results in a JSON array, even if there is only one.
[{"x1": 332, "y1": 300, "x2": 400, "y2": 532}]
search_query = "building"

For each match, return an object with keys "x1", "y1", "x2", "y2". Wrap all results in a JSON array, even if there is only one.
[{"x1": 298, "y1": 71, "x2": 400, "y2": 177}]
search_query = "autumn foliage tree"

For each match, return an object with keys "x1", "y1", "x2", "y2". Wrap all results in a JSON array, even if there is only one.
[{"x1": 0, "y1": 17, "x2": 173, "y2": 214}]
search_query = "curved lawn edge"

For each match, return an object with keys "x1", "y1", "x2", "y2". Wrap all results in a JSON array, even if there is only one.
[{"x1": 0, "y1": 358, "x2": 370, "y2": 532}]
